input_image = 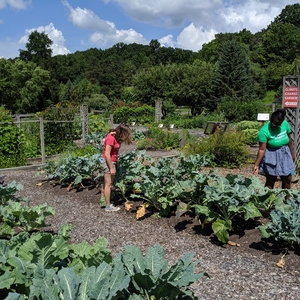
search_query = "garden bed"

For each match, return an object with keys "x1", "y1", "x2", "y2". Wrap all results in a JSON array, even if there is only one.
[{"x1": 2, "y1": 143, "x2": 300, "y2": 299}]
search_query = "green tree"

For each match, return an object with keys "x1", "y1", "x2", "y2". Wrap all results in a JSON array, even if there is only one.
[
  {"x1": 198, "y1": 29, "x2": 253, "y2": 64},
  {"x1": 19, "y1": 31, "x2": 53, "y2": 69},
  {"x1": 211, "y1": 40, "x2": 255, "y2": 102},
  {"x1": 262, "y1": 23, "x2": 300, "y2": 63},
  {"x1": 132, "y1": 61, "x2": 216, "y2": 116},
  {"x1": 0, "y1": 59, "x2": 50, "y2": 113},
  {"x1": 271, "y1": 3, "x2": 300, "y2": 29}
]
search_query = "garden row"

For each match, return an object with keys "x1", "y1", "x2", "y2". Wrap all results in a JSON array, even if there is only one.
[
  {"x1": 44, "y1": 148, "x2": 300, "y2": 247},
  {"x1": 0, "y1": 179, "x2": 207, "y2": 300}
]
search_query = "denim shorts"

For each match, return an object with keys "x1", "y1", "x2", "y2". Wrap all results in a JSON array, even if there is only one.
[{"x1": 101, "y1": 160, "x2": 117, "y2": 174}]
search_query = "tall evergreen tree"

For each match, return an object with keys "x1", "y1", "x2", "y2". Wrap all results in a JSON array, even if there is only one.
[{"x1": 212, "y1": 39, "x2": 255, "y2": 102}]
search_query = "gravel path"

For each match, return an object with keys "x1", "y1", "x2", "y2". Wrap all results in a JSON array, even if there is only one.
[{"x1": 2, "y1": 145, "x2": 300, "y2": 300}]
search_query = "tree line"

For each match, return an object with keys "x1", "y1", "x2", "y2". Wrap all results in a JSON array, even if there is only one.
[{"x1": 0, "y1": 3, "x2": 300, "y2": 122}]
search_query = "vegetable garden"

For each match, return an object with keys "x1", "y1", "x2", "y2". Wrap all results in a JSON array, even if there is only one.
[{"x1": 1, "y1": 106, "x2": 300, "y2": 298}]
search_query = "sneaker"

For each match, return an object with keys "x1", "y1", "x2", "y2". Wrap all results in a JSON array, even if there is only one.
[{"x1": 105, "y1": 204, "x2": 120, "y2": 212}]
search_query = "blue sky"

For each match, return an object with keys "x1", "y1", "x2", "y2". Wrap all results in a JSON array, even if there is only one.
[{"x1": 0, "y1": 0, "x2": 299, "y2": 59}]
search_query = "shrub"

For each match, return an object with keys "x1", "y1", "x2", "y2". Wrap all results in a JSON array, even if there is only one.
[
  {"x1": 235, "y1": 121, "x2": 261, "y2": 145},
  {"x1": 182, "y1": 130, "x2": 249, "y2": 168},
  {"x1": 163, "y1": 110, "x2": 227, "y2": 129},
  {"x1": 217, "y1": 96, "x2": 261, "y2": 122},
  {"x1": 235, "y1": 120, "x2": 261, "y2": 131},
  {"x1": 241, "y1": 128, "x2": 259, "y2": 146},
  {"x1": 136, "y1": 127, "x2": 180, "y2": 150},
  {"x1": 0, "y1": 106, "x2": 28, "y2": 168},
  {"x1": 113, "y1": 104, "x2": 155, "y2": 124},
  {"x1": 88, "y1": 114, "x2": 110, "y2": 134}
]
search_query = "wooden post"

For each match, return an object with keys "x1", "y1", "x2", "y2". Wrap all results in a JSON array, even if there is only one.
[{"x1": 39, "y1": 116, "x2": 45, "y2": 164}]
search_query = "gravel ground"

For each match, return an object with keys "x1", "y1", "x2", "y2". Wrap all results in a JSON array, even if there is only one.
[{"x1": 2, "y1": 144, "x2": 300, "y2": 300}]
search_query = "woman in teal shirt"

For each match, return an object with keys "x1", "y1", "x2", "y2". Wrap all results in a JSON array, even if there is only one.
[{"x1": 253, "y1": 109, "x2": 295, "y2": 189}]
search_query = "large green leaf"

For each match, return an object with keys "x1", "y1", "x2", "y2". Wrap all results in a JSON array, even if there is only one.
[
  {"x1": 18, "y1": 233, "x2": 69, "y2": 269},
  {"x1": 68, "y1": 237, "x2": 111, "y2": 272},
  {"x1": 212, "y1": 218, "x2": 232, "y2": 243},
  {"x1": 144, "y1": 244, "x2": 168, "y2": 279},
  {"x1": 243, "y1": 202, "x2": 262, "y2": 220},
  {"x1": 4, "y1": 293, "x2": 25, "y2": 300},
  {"x1": 0, "y1": 271, "x2": 15, "y2": 290},
  {"x1": 162, "y1": 252, "x2": 206, "y2": 287},
  {"x1": 119, "y1": 245, "x2": 146, "y2": 276},
  {"x1": 57, "y1": 267, "x2": 80, "y2": 300}
]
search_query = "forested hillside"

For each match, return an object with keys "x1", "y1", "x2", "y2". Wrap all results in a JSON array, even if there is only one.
[{"x1": 0, "y1": 3, "x2": 299, "y2": 122}]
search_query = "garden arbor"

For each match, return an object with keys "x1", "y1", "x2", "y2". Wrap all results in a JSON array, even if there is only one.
[{"x1": 282, "y1": 76, "x2": 300, "y2": 178}]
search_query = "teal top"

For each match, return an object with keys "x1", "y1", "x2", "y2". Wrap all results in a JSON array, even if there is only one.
[{"x1": 258, "y1": 119, "x2": 291, "y2": 148}]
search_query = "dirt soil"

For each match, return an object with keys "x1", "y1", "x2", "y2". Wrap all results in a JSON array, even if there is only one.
[{"x1": 2, "y1": 143, "x2": 300, "y2": 299}]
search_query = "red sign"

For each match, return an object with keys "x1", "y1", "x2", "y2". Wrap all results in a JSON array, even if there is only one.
[
  {"x1": 283, "y1": 77, "x2": 299, "y2": 108},
  {"x1": 283, "y1": 87, "x2": 298, "y2": 108}
]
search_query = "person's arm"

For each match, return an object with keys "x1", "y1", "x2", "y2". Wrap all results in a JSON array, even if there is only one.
[
  {"x1": 288, "y1": 134, "x2": 295, "y2": 161},
  {"x1": 105, "y1": 144, "x2": 116, "y2": 175},
  {"x1": 253, "y1": 142, "x2": 267, "y2": 175}
]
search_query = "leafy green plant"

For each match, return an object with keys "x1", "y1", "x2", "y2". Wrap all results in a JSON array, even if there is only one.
[
  {"x1": 0, "y1": 180, "x2": 54, "y2": 237},
  {"x1": 71, "y1": 144, "x2": 99, "y2": 157},
  {"x1": 0, "y1": 107, "x2": 28, "y2": 168},
  {"x1": 193, "y1": 174, "x2": 265, "y2": 243},
  {"x1": 44, "y1": 153, "x2": 103, "y2": 190},
  {"x1": 0, "y1": 180, "x2": 26, "y2": 205},
  {"x1": 115, "y1": 151, "x2": 210, "y2": 217},
  {"x1": 88, "y1": 114, "x2": 110, "y2": 134},
  {"x1": 259, "y1": 191, "x2": 300, "y2": 246},
  {"x1": 116, "y1": 243, "x2": 209, "y2": 299},
  {"x1": 131, "y1": 128, "x2": 145, "y2": 141},
  {"x1": 0, "y1": 227, "x2": 207, "y2": 300}
]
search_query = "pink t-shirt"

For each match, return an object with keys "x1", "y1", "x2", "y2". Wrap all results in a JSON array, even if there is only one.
[{"x1": 102, "y1": 133, "x2": 120, "y2": 162}]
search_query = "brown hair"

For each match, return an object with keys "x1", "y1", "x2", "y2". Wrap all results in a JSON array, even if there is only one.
[{"x1": 114, "y1": 124, "x2": 132, "y2": 145}]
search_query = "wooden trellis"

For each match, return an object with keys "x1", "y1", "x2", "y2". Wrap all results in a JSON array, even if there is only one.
[{"x1": 282, "y1": 76, "x2": 300, "y2": 176}]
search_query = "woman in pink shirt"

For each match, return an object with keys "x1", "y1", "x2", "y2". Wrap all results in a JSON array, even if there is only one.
[{"x1": 100, "y1": 124, "x2": 132, "y2": 212}]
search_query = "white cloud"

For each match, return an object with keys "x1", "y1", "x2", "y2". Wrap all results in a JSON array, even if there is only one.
[
  {"x1": 103, "y1": 0, "x2": 224, "y2": 28},
  {"x1": 19, "y1": 23, "x2": 70, "y2": 56},
  {"x1": 90, "y1": 27, "x2": 147, "y2": 48},
  {"x1": 0, "y1": 0, "x2": 31, "y2": 10},
  {"x1": 176, "y1": 24, "x2": 217, "y2": 51},
  {"x1": 159, "y1": 35, "x2": 175, "y2": 48},
  {"x1": 101, "y1": 0, "x2": 298, "y2": 51},
  {"x1": 63, "y1": 0, "x2": 147, "y2": 48},
  {"x1": 62, "y1": 0, "x2": 115, "y2": 33}
]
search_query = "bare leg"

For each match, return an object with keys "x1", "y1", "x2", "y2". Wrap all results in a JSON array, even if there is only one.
[
  {"x1": 103, "y1": 173, "x2": 115, "y2": 206},
  {"x1": 265, "y1": 174, "x2": 277, "y2": 189},
  {"x1": 280, "y1": 175, "x2": 292, "y2": 189}
]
